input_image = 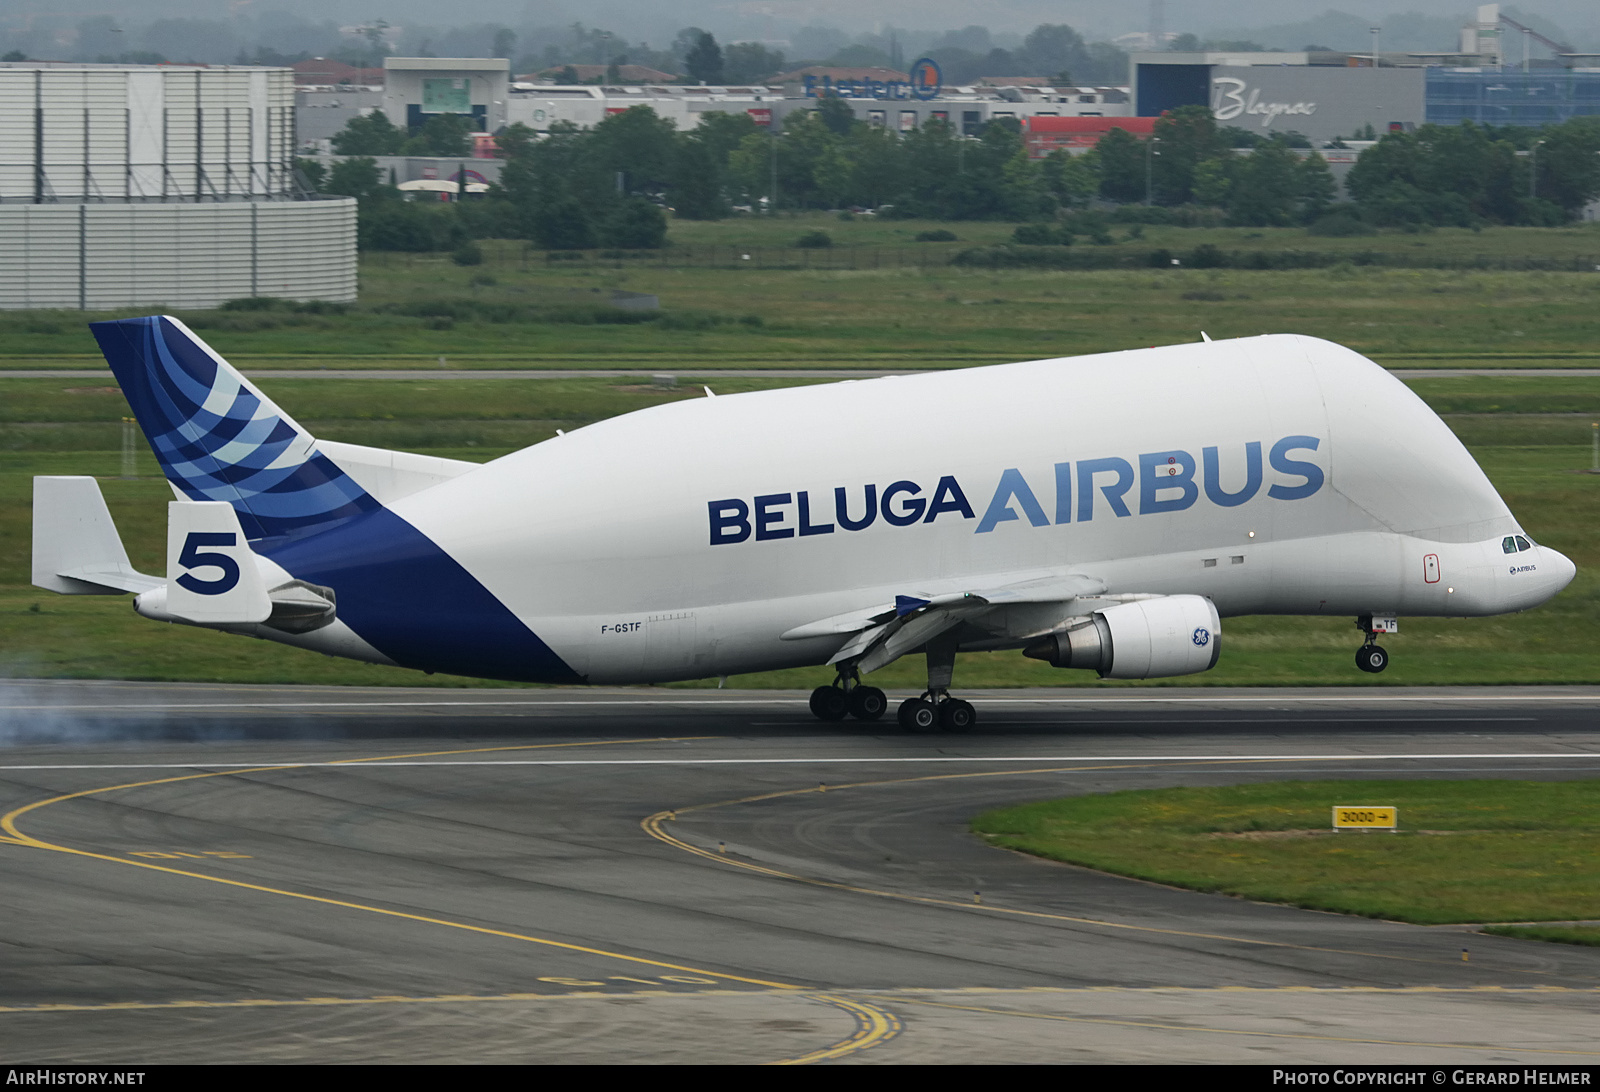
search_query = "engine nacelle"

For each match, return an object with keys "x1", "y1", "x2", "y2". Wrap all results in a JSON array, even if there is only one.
[{"x1": 1022, "y1": 595, "x2": 1221, "y2": 679}]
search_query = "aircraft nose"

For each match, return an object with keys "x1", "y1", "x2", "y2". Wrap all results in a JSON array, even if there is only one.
[{"x1": 1544, "y1": 547, "x2": 1577, "y2": 595}]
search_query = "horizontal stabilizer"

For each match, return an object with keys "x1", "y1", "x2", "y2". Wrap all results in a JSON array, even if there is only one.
[
  {"x1": 32, "y1": 476, "x2": 160, "y2": 595},
  {"x1": 165, "y1": 500, "x2": 271, "y2": 624}
]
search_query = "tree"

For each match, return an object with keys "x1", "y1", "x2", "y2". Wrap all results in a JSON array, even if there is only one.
[
  {"x1": 813, "y1": 144, "x2": 854, "y2": 208},
  {"x1": 1019, "y1": 24, "x2": 1089, "y2": 77},
  {"x1": 815, "y1": 95, "x2": 856, "y2": 137},
  {"x1": 1300, "y1": 152, "x2": 1337, "y2": 221},
  {"x1": 999, "y1": 147, "x2": 1054, "y2": 220},
  {"x1": 1041, "y1": 149, "x2": 1098, "y2": 208},
  {"x1": 1346, "y1": 123, "x2": 1529, "y2": 226},
  {"x1": 402, "y1": 114, "x2": 475, "y2": 157},
  {"x1": 332, "y1": 111, "x2": 405, "y2": 156},
  {"x1": 325, "y1": 157, "x2": 384, "y2": 200},
  {"x1": 722, "y1": 42, "x2": 784, "y2": 83},
  {"x1": 842, "y1": 124, "x2": 908, "y2": 209},
  {"x1": 671, "y1": 136, "x2": 727, "y2": 219},
  {"x1": 295, "y1": 158, "x2": 327, "y2": 192},
  {"x1": 590, "y1": 106, "x2": 678, "y2": 195},
  {"x1": 1151, "y1": 104, "x2": 1227, "y2": 205},
  {"x1": 685, "y1": 31, "x2": 723, "y2": 84},
  {"x1": 1095, "y1": 126, "x2": 1145, "y2": 204},
  {"x1": 531, "y1": 196, "x2": 597, "y2": 249},
  {"x1": 1534, "y1": 117, "x2": 1600, "y2": 216},
  {"x1": 601, "y1": 198, "x2": 667, "y2": 247},
  {"x1": 493, "y1": 122, "x2": 539, "y2": 161},
  {"x1": 1227, "y1": 139, "x2": 1305, "y2": 226},
  {"x1": 1191, "y1": 156, "x2": 1234, "y2": 208},
  {"x1": 691, "y1": 112, "x2": 761, "y2": 164}
]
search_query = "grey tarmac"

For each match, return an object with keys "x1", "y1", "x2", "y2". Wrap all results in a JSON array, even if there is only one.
[{"x1": 1, "y1": 681, "x2": 1598, "y2": 1064}]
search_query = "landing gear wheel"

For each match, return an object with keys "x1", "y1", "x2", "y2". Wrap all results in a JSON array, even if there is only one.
[
  {"x1": 848, "y1": 685, "x2": 887, "y2": 721},
  {"x1": 897, "y1": 698, "x2": 937, "y2": 732},
  {"x1": 1355, "y1": 645, "x2": 1389, "y2": 674},
  {"x1": 938, "y1": 699, "x2": 977, "y2": 732},
  {"x1": 809, "y1": 685, "x2": 849, "y2": 720}
]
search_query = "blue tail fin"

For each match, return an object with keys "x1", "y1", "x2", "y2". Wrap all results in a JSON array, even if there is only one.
[{"x1": 91, "y1": 315, "x2": 380, "y2": 542}]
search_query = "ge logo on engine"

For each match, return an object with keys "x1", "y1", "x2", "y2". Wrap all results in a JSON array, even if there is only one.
[{"x1": 1192, "y1": 627, "x2": 1210, "y2": 646}]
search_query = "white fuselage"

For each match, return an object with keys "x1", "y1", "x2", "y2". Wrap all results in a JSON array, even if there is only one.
[{"x1": 268, "y1": 334, "x2": 1574, "y2": 683}]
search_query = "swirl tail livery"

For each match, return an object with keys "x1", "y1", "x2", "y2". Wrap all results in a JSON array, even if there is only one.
[{"x1": 34, "y1": 316, "x2": 1575, "y2": 729}]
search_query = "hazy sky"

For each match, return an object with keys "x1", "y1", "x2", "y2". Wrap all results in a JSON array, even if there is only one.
[
  {"x1": 5, "y1": 2, "x2": 1595, "y2": 35},
  {"x1": 4, "y1": 2, "x2": 1596, "y2": 55}
]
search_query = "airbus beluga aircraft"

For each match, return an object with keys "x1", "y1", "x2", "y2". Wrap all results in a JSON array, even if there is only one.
[{"x1": 33, "y1": 317, "x2": 1574, "y2": 732}]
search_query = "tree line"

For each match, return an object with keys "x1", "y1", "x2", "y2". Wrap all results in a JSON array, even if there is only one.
[{"x1": 307, "y1": 102, "x2": 1600, "y2": 251}]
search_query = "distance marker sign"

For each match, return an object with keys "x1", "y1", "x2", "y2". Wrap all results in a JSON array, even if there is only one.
[{"x1": 1332, "y1": 806, "x2": 1397, "y2": 831}]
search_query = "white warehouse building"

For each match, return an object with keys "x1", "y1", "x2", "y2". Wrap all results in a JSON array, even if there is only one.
[{"x1": 0, "y1": 62, "x2": 355, "y2": 310}]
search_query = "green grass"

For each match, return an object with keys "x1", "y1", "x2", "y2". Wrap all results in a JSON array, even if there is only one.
[
  {"x1": 666, "y1": 213, "x2": 1600, "y2": 263},
  {"x1": 972, "y1": 780, "x2": 1600, "y2": 924},
  {"x1": 4, "y1": 247, "x2": 1600, "y2": 365},
  {"x1": 1481, "y1": 925, "x2": 1600, "y2": 946}
]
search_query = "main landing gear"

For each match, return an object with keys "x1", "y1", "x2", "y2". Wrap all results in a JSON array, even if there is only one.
[
  {"x1": 808, "y1": 666, "x2": 888, "y2": 723},
  {"x1": 896, "y1": 693, "x2": 976, "y2": 733},
  {"x1": 1354, "y1": 613, "x2": 1394, "y2": 674},
  {"x1": 897, "y1": 630, "x2": 978, "y2": 731}
]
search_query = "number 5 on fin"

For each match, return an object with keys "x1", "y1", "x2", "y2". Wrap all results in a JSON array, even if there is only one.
[{"x1": 165, "y1": 501, "x2": 271, "y2": 625}]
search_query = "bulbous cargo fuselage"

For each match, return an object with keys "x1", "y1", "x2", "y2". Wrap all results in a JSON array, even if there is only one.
[{"x1": 262, "y1": 334, "x2": 1574, "y2": 684}]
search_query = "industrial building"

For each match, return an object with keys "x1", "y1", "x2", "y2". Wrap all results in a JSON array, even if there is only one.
[
  {"x1": 0, "y1": 61, "x2": 355, "y2": 310},
  {"x1": 1133, "y1": 53, "x2": 1426, "y2": 144}
]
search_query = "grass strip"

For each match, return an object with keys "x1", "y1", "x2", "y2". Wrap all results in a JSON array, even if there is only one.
[
  {"x1": 972, "y1": 780, "x2": 1600, "y2": 925},
  {"x1": 1481, "y1": 925, "x2": 1600, "y2": 947}
]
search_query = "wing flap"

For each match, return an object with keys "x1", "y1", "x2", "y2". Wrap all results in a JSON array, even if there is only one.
[{"x1": 804, "y1": 571, "x2": 1108, "y2": 674}]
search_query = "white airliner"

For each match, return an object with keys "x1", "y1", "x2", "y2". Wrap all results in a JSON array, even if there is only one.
[{"x1": 33, "y1": 317, "x2": 1575, "y2": 731}]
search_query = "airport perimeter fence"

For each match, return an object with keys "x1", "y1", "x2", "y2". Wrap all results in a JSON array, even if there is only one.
[{"x1": 362, "y1": 242, "x2": 1600, "y2": 274}]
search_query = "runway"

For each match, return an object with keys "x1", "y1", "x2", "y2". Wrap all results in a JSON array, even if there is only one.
[{"x1": 2, "y1": 681, "x2": 1598, "y2": 1064}]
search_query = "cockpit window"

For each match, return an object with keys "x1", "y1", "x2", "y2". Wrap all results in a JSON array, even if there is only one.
[
  {"x1": 1516, "y1": 535, "x2": 1532, "y2": 552},
  {"x1": 1503, "y1": 537, "x2": 1518, "y2": 554}
]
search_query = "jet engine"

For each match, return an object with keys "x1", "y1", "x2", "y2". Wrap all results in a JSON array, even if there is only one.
[{"x1": 1022, "y1": 595, "x2": 1221, "y2": 679}]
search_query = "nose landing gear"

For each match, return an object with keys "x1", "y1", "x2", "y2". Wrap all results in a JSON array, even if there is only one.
[{"x1": 1354, "y1": 613, "x2": 1396, "y2": 674}]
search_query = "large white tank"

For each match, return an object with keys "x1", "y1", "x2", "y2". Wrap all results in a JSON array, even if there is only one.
[{"x1": 0, "y1": 62, "x2": 355, "y2": 309}]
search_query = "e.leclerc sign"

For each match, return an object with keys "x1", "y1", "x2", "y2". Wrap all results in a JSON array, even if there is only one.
[{"x1": 803, "y1": 57, "x2": 942, "y2": 101}]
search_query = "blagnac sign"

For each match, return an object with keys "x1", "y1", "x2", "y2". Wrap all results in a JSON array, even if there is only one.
[{"x1": 1212, "y1": 76, "x2": 1317, "y2": 129}]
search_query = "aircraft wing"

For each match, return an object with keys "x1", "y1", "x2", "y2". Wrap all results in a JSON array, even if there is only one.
[{"x1": 780, "y1": 571, "x2": 1106, "y2": 674}]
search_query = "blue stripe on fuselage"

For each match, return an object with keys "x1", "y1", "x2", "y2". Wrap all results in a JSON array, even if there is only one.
[{"x1": 262, "y1": 507, "x2": 580, "y2": 684}]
